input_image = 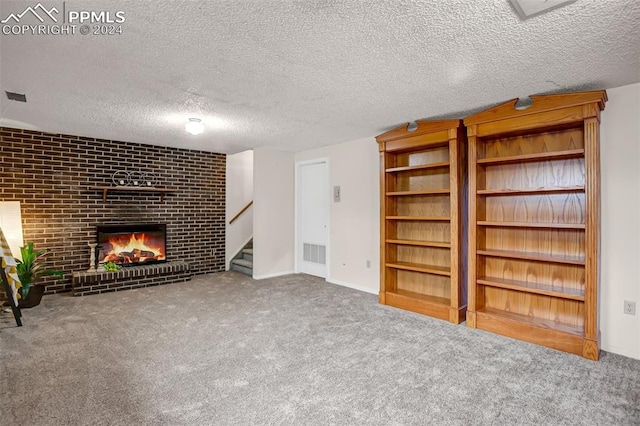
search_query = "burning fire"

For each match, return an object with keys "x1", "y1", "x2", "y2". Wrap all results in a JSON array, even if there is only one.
[{"x1": 102, "y1": 232, "x2": 165, "y2": 264}]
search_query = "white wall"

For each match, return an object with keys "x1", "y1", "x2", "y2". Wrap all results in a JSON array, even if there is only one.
[
  {"x1": 600, "y1": 82, "x2": 640, "y2": 360},
  {"x1": 226, "y1": 150, "x2": 254, "y2": 268},
  {"x1": 295, "y1": 137, "x2": 380, "y2": 294},
  {"x1": 253, "y1": 148, "x2": 295, "y2": 279}
]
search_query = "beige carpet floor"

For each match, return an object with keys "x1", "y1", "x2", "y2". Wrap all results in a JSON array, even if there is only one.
[{"x1": 1, "y1": 271, "x2": 639, "y2": 425}]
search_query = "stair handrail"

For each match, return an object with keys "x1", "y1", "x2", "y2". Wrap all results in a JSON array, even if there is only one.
[{"x1": 229, "y1": 200, "x2": 253, "y2": 225}]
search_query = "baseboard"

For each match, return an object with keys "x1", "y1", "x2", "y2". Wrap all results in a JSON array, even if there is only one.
[
  {"x1": 601, "y1": 344, "x2": 640, "y2": 361},
  {"x1": 253, "y1": 270, "x2": 295, "y2": 280},
  {"x1": 326, "y1": 277, "x2": 378, "y2": 295}
]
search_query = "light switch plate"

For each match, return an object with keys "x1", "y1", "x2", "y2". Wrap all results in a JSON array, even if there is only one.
[{"x1": 333, "y1": 186, "x2": 341, "y2": 202}]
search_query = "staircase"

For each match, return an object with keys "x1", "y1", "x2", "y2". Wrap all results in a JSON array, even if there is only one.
[{"x1": 230, "y1": 240, "x2": 253, "y2": 277}]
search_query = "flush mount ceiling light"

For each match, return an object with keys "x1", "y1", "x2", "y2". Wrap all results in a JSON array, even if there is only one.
[
  {"x1": 510, "y1": 0, "x2": 577, "y2": 20},
  {"x1": 185, "y1": 118, "x2": 204, "y2": 135}
]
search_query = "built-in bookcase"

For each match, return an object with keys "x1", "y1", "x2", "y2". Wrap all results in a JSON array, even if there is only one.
[
  {"x1": 464, "y1": 91, "x2": 607, "y2": 360},
  {"x1": 376, "y1": 120, "x2": 467, "y2": 324}
]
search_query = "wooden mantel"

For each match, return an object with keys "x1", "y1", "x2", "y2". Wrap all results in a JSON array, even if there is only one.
[{"x1": 89, "y1": 186, "x2": 178, "y2": 202}]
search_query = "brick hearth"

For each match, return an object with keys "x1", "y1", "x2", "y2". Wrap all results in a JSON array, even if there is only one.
[{"x1": 72, "y1": 261, "x2": 191, "y2": 296}]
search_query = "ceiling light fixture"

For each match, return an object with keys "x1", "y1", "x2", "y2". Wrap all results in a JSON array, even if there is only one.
[
  {"x1": 185, "y1": 118, "x2": 204, "y2": 135},
  {"x1": 510, "y1": 0, "x2": 577, "y2": 20}
]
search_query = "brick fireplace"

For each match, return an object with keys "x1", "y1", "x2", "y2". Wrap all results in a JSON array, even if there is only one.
[
  {"x1": 0, "y1": 127, "x2": 226, "y2": 296},
  {"x1": 98, "y1": 223, "x2": 167, "y2": 266}
]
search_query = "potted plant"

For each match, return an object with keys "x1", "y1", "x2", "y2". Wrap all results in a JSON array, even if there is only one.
[{"x1": 16, "y1": 242, "x2": 63, "y2": 308}]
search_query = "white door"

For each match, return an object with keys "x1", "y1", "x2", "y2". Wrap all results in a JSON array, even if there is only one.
[{"x1": 296, "y1": 160, "x2": 328, "y2": 278}]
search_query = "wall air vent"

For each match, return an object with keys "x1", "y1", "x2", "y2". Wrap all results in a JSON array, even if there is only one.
[
  {"x1": 303, "y1": 243, "x2": 326, "y2": 265},
  {"x1": 5, "y1": 91, "x2": 27, "y2": 102}
]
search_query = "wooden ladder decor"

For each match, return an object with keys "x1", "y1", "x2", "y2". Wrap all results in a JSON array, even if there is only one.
[{"x1": 1, "y1": 267, "x2": 22, "y2": 327}]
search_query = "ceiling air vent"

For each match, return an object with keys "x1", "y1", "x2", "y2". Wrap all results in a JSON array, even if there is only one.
[
  {"x1": 510, "y1": 0, "x2": 577, "y2": 20},
  {"x1": 5, "y1": 91, "x2": 27, "y2": 102}
]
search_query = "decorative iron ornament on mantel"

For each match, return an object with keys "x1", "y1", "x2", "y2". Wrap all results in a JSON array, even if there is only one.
[{"x1": 112, "y1": 170, "x2": 158, "y2": 188}]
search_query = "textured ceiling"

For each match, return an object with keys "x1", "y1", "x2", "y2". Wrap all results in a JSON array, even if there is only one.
[{"x1": 0, "y1": 0, "x2": 639, "y2": 154}]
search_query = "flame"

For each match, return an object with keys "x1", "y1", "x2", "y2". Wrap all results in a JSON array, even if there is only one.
[{"x1": 102, "y1": 232, "x2": 165, "y2": 264}]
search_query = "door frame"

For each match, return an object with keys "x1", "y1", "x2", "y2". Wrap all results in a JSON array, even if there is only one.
[{"x1": 294, "y1": 158, "x2": 330, "y2": 278}]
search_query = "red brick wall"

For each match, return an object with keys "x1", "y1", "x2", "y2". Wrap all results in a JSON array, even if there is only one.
[{"x1": 0, "y1": 126, "x2": 226, "y2": 294}]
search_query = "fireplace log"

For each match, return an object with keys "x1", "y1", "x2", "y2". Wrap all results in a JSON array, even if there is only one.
[
  {"x1": 119, "y1": 252, "x2": 134, "y2": 263},
  {"x1": 105, "y1": 254, "x2": 129, "y2": 263}
]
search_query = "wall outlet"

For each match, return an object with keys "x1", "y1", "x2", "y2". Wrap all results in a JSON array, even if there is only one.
[
  {"x1": 624, "y1": 300, "x2": 636, "y2": 315},
  {"x1": 366, "y1": 260, "x2": 371, "y2": 268}
]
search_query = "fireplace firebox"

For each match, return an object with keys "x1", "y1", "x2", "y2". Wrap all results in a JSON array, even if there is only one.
[{"x1": 97, "y1": 224, "x2": 166, "y2": 267}]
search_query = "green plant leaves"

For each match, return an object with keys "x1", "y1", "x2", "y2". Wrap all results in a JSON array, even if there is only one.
[{"x1": 15, "y1": 242, "x2": 62, "y2": 299}]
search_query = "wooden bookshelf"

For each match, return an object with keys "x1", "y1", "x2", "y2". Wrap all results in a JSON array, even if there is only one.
[
  {"x1": 464, "y1": 90, "x2": 607, "y2": 360},
  {"x1": 376, "y1": 120, "x2": 467, "y2": 324}
]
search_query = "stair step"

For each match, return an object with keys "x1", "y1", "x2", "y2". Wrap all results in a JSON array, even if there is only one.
[
  {"x1": 242, "y1": 249, "x2": 253, "y2": 262},
  {"x1": 230, "y1": 239, "x2": 253, "y2": 276},
  {"x1": 231, "y1": 258, "x2": 253, "y2": 269},
  {"x1": 231, "y1": 257, "x2": 252, "y2": 276},
  {"x1": 231, "y1": 262, "x2": 252, "y2": 277}
]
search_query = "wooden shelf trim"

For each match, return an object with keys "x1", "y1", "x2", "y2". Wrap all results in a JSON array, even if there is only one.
[
  {"x1": 385, "y1": 262, "x2": 451, "y2": 276},
  {"x1": 477, "y1": 149, "x2": 585, "y2": 165},
  {"x1": 384, "y1": 290, "x2": 453, "y2": 321},
  {"x1": 463, "y1": 91, "x2": 606, "y2": 128},
  {"x1": 477, "y1": 221, "x2": 585, "y2": 229},
  {"x1": 385, "y1": 239, "x2": 451, "y2": 248},
  {"x1": 477, "y1": 277, "x2": 585, "y2": 301},
  {"x1": 476, "y1": 186, "x2": 584, "y2": 196},
  {"x1": 477, "y1": 249, "x2": 585, "y2": 265},
  {"x1": 386, "y1": 189, "x2": 450, "y2": 196},
  {"x1": 388, "y1": 289, "x2": 450, "y2": 307},
  {"x1": 385, "y1": 162, "x2": 450, "y2": 173},
  {"x1": 477, "y1": 307, "x2": 584, "y2": 337},
  {"x1": 89, "y1": 186, "x2": 178, "y2": 202},
  {"x1": 387, "y1": 216, "x2": 451, "y2": 221}
]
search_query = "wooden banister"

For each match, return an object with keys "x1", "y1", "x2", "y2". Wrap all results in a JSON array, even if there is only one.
[{"x1": 229, "y1": 200, "x2": 253, "y2": 225}]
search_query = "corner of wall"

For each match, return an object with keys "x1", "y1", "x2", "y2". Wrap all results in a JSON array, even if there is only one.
[
  {"x1": 252, "y1": 148, "x2": 295, "y2": 278},
  {"x1": 599, "y1": 82, "x2": 640, "y2": 360}
]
